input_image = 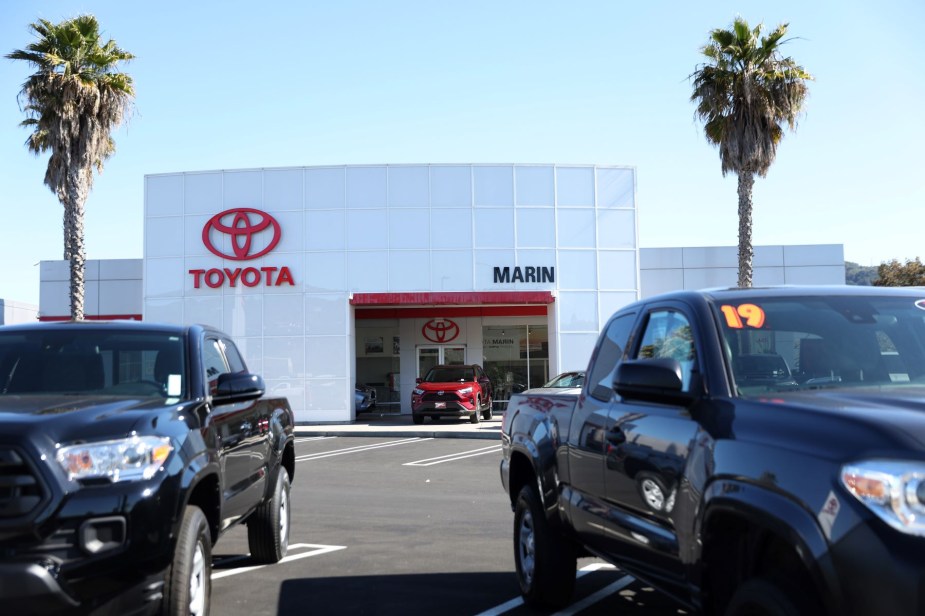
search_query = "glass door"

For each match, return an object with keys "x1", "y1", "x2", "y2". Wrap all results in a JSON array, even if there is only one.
[{"x1": 416, "y1": 345, "x2": 466, "y2": 378}]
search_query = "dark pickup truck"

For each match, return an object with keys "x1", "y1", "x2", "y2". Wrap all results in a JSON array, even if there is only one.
[
  {"x1": 0, "y1": 321, "x2": 295, "y2": 615},
  {"x1": 501, "y1": 286, "x2": 925, "y2": 616}
]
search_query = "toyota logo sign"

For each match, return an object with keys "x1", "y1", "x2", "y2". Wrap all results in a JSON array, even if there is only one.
[
  {"x1": 422, "y1": 319, "x2": 460, "y2": 343},
  {"x1": 202, "y1": 208, "x2": 281, "y2": 261}
]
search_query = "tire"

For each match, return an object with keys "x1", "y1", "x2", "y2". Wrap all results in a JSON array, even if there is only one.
[
  {"x1": 470, "y1": 399, "x2": 481, "y2": 424},
  {"x1": 482, "y1": 398, "x2": 493, "y2": 421},
  {"x1": 162, "y1": 505, "x2": 211, "y2": 616},
  {"x1": 513, "y1": 485, "x2": 577, "y2": 609},
  {"x1": 247, "y1": 467, "x2": 291, "y2": 564},
  {"x1": 725, "y1": 577, "x2": 814, "y2": 616},
  {"x1": 412, "y1": 413, "x2": 424, "y2": 425},
  {"x1": 636, "y1": 472, "x2": 669, "y2": 512}
]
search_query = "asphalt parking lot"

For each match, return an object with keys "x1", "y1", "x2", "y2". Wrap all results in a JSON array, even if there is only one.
[{"x1": 209, "y1": 434, "x2": 689, "y2": 616}]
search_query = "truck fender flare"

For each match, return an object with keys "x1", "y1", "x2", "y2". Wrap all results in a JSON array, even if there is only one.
[
  {"x1": 508, "y1": 430, "x2": 560, "y2": 521},
  {"x1": 698, "y1": 479, "x2": 844, "y2": 614}
]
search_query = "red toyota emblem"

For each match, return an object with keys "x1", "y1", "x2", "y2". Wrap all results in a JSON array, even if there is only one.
[
  {"x1": 202, "y1": 208, "x2": 281, "y2": 261},
  {"x1": 422, "y1": 319, "x2": 460, "y2": 343}
]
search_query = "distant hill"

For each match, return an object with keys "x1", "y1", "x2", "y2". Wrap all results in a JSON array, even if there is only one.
[{"x1": 845, "y1": 261, "x2": 879, "y2": 286}]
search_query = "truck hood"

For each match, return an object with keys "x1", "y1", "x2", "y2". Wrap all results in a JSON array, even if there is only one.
[
  {"x1": 738, "y1": 386, "x2": 925, "y2": 454},
  {"x1": 0, "y1": 395, "x2": 182, "y2": 444}
]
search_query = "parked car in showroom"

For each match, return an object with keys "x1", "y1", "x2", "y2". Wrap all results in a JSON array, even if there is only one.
[
  {"x1": 530, "y1": 370, "x2": 585, "y2": 394},
  {"x1": 411, "y1": 364, "x2": 493, "y2": 424},
  {"x1": 355, "y1": 383, "x2": 377, "y2": 413}
]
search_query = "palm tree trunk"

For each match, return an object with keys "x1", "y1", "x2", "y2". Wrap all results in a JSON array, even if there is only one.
[
  {"x1": 736, "y1": 171, "x2": 755, "y2": 287},
  {"x1": 63, "y1": 173, "x2": 88, "y2": 321}
]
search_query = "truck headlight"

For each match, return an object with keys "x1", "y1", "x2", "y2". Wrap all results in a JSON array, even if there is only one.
[
  {"x1": 458, "y1": 387, "x2": 473, "y2": 396},
  {"x1": 841, "y1": 460, "x2": 925, "y2": 536},
  {"x1": 413, "y1": 388, "x2": 425, "y2": 396},
  {"x1": 57, "y1": 436, "x2": 173, "y2": 483}
]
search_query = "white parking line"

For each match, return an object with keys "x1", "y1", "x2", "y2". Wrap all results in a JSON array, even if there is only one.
[
  {"x1": 473, "y1": 563, "x2": 620, "y2": 616},
  {"x1": 294, "y1": 436, "x2": 339, "y2": 443},
  {"x1": 212, "y1": 543, "x2": 347, "y2": 580},
  {"x1": 295, "y1": 437, "x2": 433, "y2": 462},
  {"x1": 403, "y1": 445, "x2": 502, "y2": 466}
]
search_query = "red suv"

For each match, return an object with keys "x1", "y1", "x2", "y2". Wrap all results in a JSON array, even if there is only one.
[{"x1": 412, "y1": 364, "x2": 493, "y2": 424}]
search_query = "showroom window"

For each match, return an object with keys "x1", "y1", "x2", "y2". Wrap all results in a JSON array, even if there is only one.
[
  {"x1": 356, "y1": 320, "x2": 401, "y2": 412},
  {"x1": 482, "y1": 325, "x2": 548, "y2": 409}
]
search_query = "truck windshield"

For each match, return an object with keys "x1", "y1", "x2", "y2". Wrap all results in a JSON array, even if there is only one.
[
  {"x1": 0, "y1": 329, "x2": 187, "y2": 398},
  {"x1": 424, "y1": 367, "x2": 473, "y2": 382},
  {"x1": 717, "y1": 295, "x2": 925, "y2": 397}
]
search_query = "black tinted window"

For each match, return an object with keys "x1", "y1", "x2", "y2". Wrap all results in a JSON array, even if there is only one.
[{"x1": 588, "y1": 313, "x2": 635, "y2": 401}]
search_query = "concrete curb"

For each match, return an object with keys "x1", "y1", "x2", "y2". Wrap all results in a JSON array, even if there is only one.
[
  {"x1": 293, "y1": 414, "x2": 503, "y2": 440},
  {"x1": 294, "y1": 428, "x2": 500, "y2": 440}
]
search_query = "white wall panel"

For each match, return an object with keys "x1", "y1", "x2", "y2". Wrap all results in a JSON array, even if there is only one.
[
  {"x1": 387, "y1": 166, "x2": 429, "y2": 207},
  {"x1": 474, "y1": 166, "x2": 513, "y2": 206},
  {"x1": 683, "y1": 246, "x2": 737, "y2": 269},
  {"x1": 145, "y1": 258, "x2": 185, "y2": 299},
  {"x1": 144, "y1": 298, "x2": 183, "y2": 324},
  {"x1": 682, "y1": 268, "x2": 737, "y2": 289},
  {"x1": 558, "y1": 291, "x2": 599, "y2": 332},
  {"x1": 558, "y1": 209, "x2": 596, "y2": 249},
  {"x1": 346, "y1": 209, "x2": 388, "y2": 250},
  {"x1": 389, "y1": 251, "x2": 430, "y2": 291},
  {"x1": 264, "y1": 169, "x2": 303, "y2": 211},
  {"x1": 223, "y1": 171, "x2": 263, "y2": 209},
  {"x1": 347, "y1": 166, "x2": 387, "y2": 209},
  {"x1": 474, "y1": 249, "x2": 515, "y2": 288},
  {"x1": 346, "y1": 252, "x2": 389, "y2": 292},
  {"x1": 305, "y1": 294, "x2": 348, "y2": 336},
  {"x1": 389, "y1": 209, "x2": 430, "y2": 249},
  {"x1": 305, "y1": 337, "x2": 347, "y2": 378},
  {"x1": 597, "y1": 209, "x2": 636, "y2": 250},
  {"x1": 99, "y1": 280, "x2": 142, "y2": 314},
  {"x1": 431, "y1": 209, "x2": 471, "y2": 246},
  {"x1": 556, "y1": 167, "x2": 594, "y2": 206},
  {"x1": 430, "y1": 166, "x2": 471, "y2": 207},
  {"x1": 516, "y1": 208, "x2": 555, "y2": 248},
  {"x1": 223, "y1": 294, "x2": 264, "y2": 338},
  {"x1": 431, "y1": 250, "x2": 473, "y2": 291},
  {"x1": 559, "y1": 332, "x2": 600, "y2": 372},
  {"x1": 183, "y1": 296, "x2": 223, "y2": 329},
  {"x1": 784, "y1": 266, "x2": 847, "y2": 284},
  {"x1": 640, "y1": 268, "x2": 684, "y2": 297},
  {"x1": 598, "y1": 251, "x2": 637, "y2": 290},
  {"x1": 145, "y1": 175, "x2": 183, "y2": 217},
  {"x1": 183, "y1": 173, "x2": 222, "y2": 215},
  {"x1": 515, "y1": 166, "x2": 554, "y2": 206},
  {"x1": 474, "y1": 209, "x2": 515, "y2": 248},
  {"x1": 306, "y1": 167, "x2": 345, "y2": 209},
  {"x1": 596, "y1": 168, "x2": 634, "y2": 209},
  {"x1": 263, "y1": 294, "x2": 303, "y2": 336},
  {"x1": 784, "y1": 244, "x2": 845, "y2": 266},
  {"x1": 305, "y1": 252, "x2": 345, "y2": 293},
  {"x1": 264, "y1": 336, "x2": 305, "y2": 378},
  {"x1": 558, "y1": 251, "x2": 597, "y2": 289},
  {"x1": 753, "y1": 267, "x2": 786, "y2": 285},
  {"x1": 640, "y1": 248, "x2": 683, "y2": 269},
  {"x1": 146, "y1": 217, "x2": 184, "y2": 258},
  {"x1": 306, "y1": 210, "x2": 346, "y2": 251}
]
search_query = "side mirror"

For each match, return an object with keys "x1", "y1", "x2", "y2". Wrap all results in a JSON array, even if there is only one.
[
  {"x1": 416, "y1": 377, "x2": 422, "y2": 384},
  {"x1": 613, "y1": 359, "x2": 695, "y2": 406},
  {"x1": 214, "y1": 372, "x2": 265, "y2": 404}
]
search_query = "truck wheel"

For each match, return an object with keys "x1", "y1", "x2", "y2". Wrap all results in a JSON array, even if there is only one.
[
  {"x1": 412, "y1": 414, "x2": 424, "y2": 425},
  {"x1": 725, "y1": 577, "x2": 813, "y2": 616},
  {"x1": 470, "y1": 405, "x2": 481, "y2": 424},
  {"x1": 163, "y1": 505, "x2": 211, "y2": 616},
  {"x1": 513, "y1": 485, "x2": 576, "y2": 609},
  {"x1": 247, "y1": 467, "x2": 291, "y2": 564}
]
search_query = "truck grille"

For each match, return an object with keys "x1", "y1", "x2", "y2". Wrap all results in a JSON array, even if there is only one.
[
  {"x1": 423, "y1": 392, "x2": 461, "y2": 402},
  {"x1": 0, "y1": 447, "x2": 46, "y2": 519}
]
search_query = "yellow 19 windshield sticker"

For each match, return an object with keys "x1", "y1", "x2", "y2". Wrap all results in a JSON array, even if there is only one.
[{"x1": 721, "y1": 303, "x2": 766, "y2": 329}]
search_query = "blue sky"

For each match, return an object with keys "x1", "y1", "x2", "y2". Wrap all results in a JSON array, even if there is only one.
[{"x1": 2, "y1": 0, "x2": 923, "y2": 305}]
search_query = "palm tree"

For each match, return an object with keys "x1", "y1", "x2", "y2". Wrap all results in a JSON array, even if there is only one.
[
  {"x1": 691, "y1": 18, "x2": 812, "y2": 287},
  {"x1": 8, "y1": 15, "x2": 134, "y2": 320}
]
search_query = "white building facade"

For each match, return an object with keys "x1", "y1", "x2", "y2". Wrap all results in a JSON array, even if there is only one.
[
  {"x1": 35, "y1": 163, "x2": 847, "y2": 423},
  {"x1": 141, "y1": 164, "x2": 639, "y2": 422}
]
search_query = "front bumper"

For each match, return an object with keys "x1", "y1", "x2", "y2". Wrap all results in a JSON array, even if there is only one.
[
  {"x1": 412, "y1": 399, "x2": 475, "y2": 417},
  {"x1": 0, "y1": 467, "x2": 181, "y2": 614}
]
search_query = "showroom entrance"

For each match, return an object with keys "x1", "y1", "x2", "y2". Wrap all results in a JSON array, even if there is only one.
[
  {"x1": 417, "y1": 345, "x2": 466, "y2": 378},
  {"x1": 350, "y1": 291, "x2": 556, "y2": 415}
]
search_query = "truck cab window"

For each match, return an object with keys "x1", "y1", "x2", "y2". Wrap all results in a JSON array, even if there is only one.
[
  {"x1": 636, "y1": 310, "x2": 697, "y2": 391},
  {"x1": 588, "y1": 313, "x2": 636, "y2": 401}
]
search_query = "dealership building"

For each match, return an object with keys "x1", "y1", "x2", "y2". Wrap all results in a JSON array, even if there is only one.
[{"x1": 35, "y1": 164, "x2": 845, "y2": 422}]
